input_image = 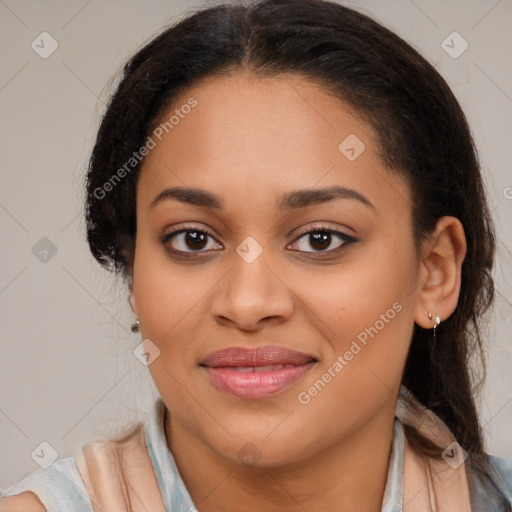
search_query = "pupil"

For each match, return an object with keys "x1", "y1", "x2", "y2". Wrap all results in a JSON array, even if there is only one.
[
  {"x1": 186, "y1": 231, "x2": 207, "y2": 250},
  {"x1": 311, "y1": 232, "x2": 330, "y2": 251}
]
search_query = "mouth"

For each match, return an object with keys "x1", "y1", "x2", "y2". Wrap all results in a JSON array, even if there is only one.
[{"x1": 200, "y1": 345, "x2": 318, "y2": 399}]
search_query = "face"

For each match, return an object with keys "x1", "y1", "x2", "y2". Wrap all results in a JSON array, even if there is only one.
[{"x1": 132, "y1": 71, "x2": 421, "y2": 467}]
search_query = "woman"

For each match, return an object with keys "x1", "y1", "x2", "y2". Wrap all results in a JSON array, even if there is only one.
[{"x1": 2, "y1": 0, "x2": 511, "y2": 510}]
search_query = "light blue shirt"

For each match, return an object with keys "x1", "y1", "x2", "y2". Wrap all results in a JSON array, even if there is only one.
[{"x1": 4, "y1": 398, "x2": 512, "y2": 511}]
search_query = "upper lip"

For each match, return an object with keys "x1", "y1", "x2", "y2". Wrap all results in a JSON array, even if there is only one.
[{"x1": 201, "y1": 345, "x2": 317, "y2": 367}]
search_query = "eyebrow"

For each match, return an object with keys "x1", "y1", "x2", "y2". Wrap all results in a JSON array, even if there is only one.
[{"x1": 149, "y1": 185, "x2": 376, "y2": 212}]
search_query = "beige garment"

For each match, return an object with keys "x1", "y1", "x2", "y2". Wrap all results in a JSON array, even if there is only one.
[
  {"x1": 397, "y1": 399, "x2": 473, "y2": 511},
  {"x1": 75, "y1": 402, "x2": 472, "y2": 512},
  {"x1": 75, "y1": 426, "x2": 166, "y2": 512}
]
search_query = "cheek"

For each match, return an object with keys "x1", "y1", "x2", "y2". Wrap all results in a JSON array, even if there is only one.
[
  {"x1": 131, "y1": 239, "x2": 207, "y2": 418},
  {"x1": 132, "y1": 234, "x2": 206, "y2": 336},
  {"x1": 294, "y1": 238, "x2": 417, "y2": 404},
  {"x1": 299, "y1": 247, "x2": 416, "y2": 350},
  {"x1": 294, "y1": 294, "x2": 414, "y2": 451}
]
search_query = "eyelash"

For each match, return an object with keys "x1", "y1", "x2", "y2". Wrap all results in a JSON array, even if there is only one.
[{"x1": 160, "y1": 223, "x2": 357, "y2": 258}]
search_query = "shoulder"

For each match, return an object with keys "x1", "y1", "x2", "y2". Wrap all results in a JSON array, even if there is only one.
[
  {"x1": 1, "y1": 456, "x2": 93, "y2": 512},
  {"x1": 0, "y1": 491, "x2": 46, "y2": 512},
  {"x1": 487, "y1": 453, "x2": 512, "y2": 496},
  {"x1": 489, "y1": 454, "x2": 512, "y2": 476},
  {"x1": 466, "y1": 453, "x2": 512, "y2": 510}
]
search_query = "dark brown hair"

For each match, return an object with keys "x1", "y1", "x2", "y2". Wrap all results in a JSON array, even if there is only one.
[{"x1": 85, "y1": 0, "x2": 496, "y2": 476}]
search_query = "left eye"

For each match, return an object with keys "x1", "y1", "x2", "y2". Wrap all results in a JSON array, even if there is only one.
[{"x1": 290, "y1": 228, "x2": 356, "y2": 253}]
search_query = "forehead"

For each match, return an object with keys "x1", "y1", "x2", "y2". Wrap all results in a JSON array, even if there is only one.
[{"x1": 137, "y1": 71, "x2": 409, "y2": 215}]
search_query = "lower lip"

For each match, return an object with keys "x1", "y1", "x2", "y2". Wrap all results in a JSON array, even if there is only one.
[{"x1": 203, "y1": 362, "x2": 316, "y2": 399}]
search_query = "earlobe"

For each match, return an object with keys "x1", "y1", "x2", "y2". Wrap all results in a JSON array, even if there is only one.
[
  {"x1": 129, "y1": 293, "x2": 137, "y2": 314},
  {"x1": 128, "y1": 293, "x2": 140, "y2": 333},
  {"x1": 413, "y1": 216, "x2": 467, "y2": 329},
  {"x1": 125, "y1": 270, "x2": 137, "y2": 314}
]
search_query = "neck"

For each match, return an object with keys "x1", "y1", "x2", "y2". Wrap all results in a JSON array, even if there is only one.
[{"x1": 166, "y1": 403, "x2": 396, "y2": 512}]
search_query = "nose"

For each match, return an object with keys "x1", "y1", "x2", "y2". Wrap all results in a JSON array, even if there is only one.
[{"x1": 210, "y1": 246, "x2": 295, "y2": 332}]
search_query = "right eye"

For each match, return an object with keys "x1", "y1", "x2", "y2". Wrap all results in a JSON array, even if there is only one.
[{"x1": 161, "y1": 226, "x2": 223, "y2": 256}]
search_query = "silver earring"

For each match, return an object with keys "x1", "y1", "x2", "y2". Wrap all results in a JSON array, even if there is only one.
[
  {"x1": 428, "y1": 313, "x2": 440, "y2": 342},
  {"x1": 131, "y1": 319, "x2": 140, "y2": 333}
]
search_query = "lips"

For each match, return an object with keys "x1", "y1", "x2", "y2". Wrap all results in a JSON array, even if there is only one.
[
  {"x1": 201, "y1": 345, "x2": 317, "y2": 399},
  {"x1": 201, "y1": 345, "x2": 316, "y2": 367}
]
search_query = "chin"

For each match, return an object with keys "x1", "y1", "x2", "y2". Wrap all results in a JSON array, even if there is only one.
[{"x1": 205, "y1": 424, "x2": 317, "y2": 470}]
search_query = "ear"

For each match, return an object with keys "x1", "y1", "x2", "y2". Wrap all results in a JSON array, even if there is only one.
[{"x1": 413, "y1": 216, "x2": 467, "y2": 329}]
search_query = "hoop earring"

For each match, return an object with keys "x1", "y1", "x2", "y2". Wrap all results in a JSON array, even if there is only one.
[
  {"x1": 131, "y1": 319, "x2": 140, "y2": 333},
  {"x1": 428, "y1": 313, "x2": 440, "y2": 343}
]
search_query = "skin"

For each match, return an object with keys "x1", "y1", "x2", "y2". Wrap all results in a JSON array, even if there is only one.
[
  {"x1": 128, "y1": 71, "x2": 467, "y2": 512},
  {"x1": 0, "y1": 492, "x2": 45, "y2": 511}
]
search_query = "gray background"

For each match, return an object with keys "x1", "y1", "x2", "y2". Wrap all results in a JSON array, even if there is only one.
[{"x1": 1, "y1": 0, "x2": 511, "y2": 489}]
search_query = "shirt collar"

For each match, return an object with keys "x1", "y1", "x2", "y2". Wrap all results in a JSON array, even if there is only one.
[{"x1": 144, "y1": 398, "x2": 197, "y2": 512}]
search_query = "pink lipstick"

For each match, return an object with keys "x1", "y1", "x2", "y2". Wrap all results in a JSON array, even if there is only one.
[{"x1": 201, "y1": 345, "x2": 317, "y2": 399}]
